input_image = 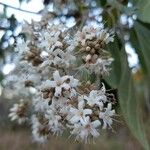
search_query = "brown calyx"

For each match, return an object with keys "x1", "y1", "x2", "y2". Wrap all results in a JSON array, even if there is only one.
[
  {"x1": 41, "y1": 88, "x2": 54, "y2": 99},
  {"x1": 23, "y1": 47, "x2": 43, "y2": 66},
  {"x1": 24, "y1": 80, "x2": 34, "y2": 87}
]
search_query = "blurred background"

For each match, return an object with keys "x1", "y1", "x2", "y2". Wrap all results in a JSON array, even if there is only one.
[{"x1": 0, "y1": 0, "x2": 149, "y2": 149}]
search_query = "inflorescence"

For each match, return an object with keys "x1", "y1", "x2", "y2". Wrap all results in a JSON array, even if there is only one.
[{"x1": 6, "y1": 10, "x2": 116, "y2": 143}]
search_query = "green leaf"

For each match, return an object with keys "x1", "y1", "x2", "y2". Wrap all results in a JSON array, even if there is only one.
[
  {"x1": 0, "y1": 72, "x2": 4, "y2": 82},
  {"x1": 96, "y1": 0, "x2": 107, "y2": 7},
  {"x1": 130, "y1": 20, "x2": 150, "y2": 78},
  {"x1": 136, "y1": 0, "x2": 150, "y2": 23},
  {"x1": 118, "y1": 50, "x2": 150, "y2": 150},
  {"x1": 105, "y1": 36, "x2": 122, "y2": 88},
  {"x1": 106, "y1": 36, "x2": 149, "y2": 149}
]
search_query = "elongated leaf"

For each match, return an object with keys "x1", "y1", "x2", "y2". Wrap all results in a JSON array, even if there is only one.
[
  {"x1": 105, "y1": 37, "x2": 122, "y2": 88},
  {"x1": 118, "y1": 50, "x2": 149, "y2": 150},
  {"x1": 130, "y1": 20, "x2": 150, "y2": 125},
  {"x1": 136, "y1": 0, "x2": 150, "y2": 23},
  {"x1": 106, "y1": 36, "x2": 149, "y2": 149},
  {"x1": 131, "y1": 21, "x2": 150, "y2": 79}
]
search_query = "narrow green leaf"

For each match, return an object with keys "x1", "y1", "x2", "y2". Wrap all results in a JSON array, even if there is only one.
[
  {"x1": 130, "y1": 20, "x2": 150, "y2": 78},
  {"x1": 118, "y1": 50, "x2": 150, "y2": 150},
  {"x1": 136, "y1": 0, "x2": 150, "y2": 23},
  {"x1": 105, "y1": 37, "x2": 122, "y2": 88}
]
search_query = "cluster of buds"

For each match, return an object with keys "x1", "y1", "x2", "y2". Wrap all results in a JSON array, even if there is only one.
[
  {"x1": 7, "y1": 10, "x2": 116, "y2": 143},
  {"x1": 74, "y1": 26, "x2": 114, "y2": 75},
  {"x1": 22, "y1": 45, "x2": 43, "y2": 67}
]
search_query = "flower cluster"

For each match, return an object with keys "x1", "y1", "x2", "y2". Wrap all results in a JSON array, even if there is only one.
[
  {"x1": 6, "y1": 10, "x2": 116, "y2": 143},
  {"x1": 74, "y1": 26, "x2": 114, "y2": 75}
]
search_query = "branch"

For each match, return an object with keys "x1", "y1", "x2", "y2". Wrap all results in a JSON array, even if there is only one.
[
  {"x1": 0, "y1": 2, "x2": 40, "y2": 14},
  {"x1": 0, "y1": 2, "x2": 82, "y2": 18},
  {"x1": 0, "y1": 26, "x2": 8, "y2": 30}
]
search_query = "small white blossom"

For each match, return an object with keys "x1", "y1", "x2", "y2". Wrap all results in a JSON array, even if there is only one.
[
  {"x1": 71, "y1": 116, "x2": 101, "y2": 142},
  {"x1": 74, "y1": 26, "x2": 96, "y2": 46},
  {"x1": 15, "y1": 39, "x2": 30, "y2": 54},
  {"x1": 88, "y1": 58, "x2": 114, "y2": 75},
  {"x1": 8, "y1": 99, "x2": 28, "y2": 124},
  {"x1": 98, "y1": 29, "x2": 114, "y2": 44},
  {"x1": 31, "y1": 115, "x2": 49, "y2": 143},
  {"x1": 84, "y1": 84, "x2": 107, "y2": 107},
  {"x1": 32, "y1": 94, "x2": 49, "y2": 112},
  {"x1": 45, "y1": 108, "x2": 64, "y2": 135},
  {"x1": 68, "y1": 96, "x2": 92, "y2": 124},
  {"x1": 41, "y1": 70, "x2": 78, "y2": 97},
  {"x1": 52, "y1": 48, "x2": 76, "y2": 67},
  {"x1": 74, "y1": 26, "x2": 114, "y2": 47},
  {"x1": 41, "y1": 70, "x2": 70, "y2": 97},
  {"x1": 39, "y1": 29, "x2": 62, "y2": 52},
  {"x1": 99, "y1": 103, "x2": 115, "y2": 129},
  {"x1": 14, "y1": 39, "x2": 30, "y2": 63}
]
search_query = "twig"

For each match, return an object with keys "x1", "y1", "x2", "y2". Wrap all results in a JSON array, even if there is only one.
[
  {"x1": 0, "y1": 2, "x2": 82, "y2": 18},
  {"x1": 0, "y1": 26, "x2": 8, "y2": 30},
  {"x1": 0, "y1": 2, "x2": 40, "y2": 14}
]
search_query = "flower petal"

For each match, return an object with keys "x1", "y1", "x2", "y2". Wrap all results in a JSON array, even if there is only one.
[
  {"x1": 70, "y1": 116, "x2": 80, "y2": 124},
  {"x1": 83, "y1": 109, "x2": 92, "y2": 115},
  {"x1": 78, "y1": 99, "x2": 85, "y2": 110},
  {"x1": 53, "y1": 70, "x2": 61, "y2": 81},
  {"x1": 55, "y1": 86, "x2": 62, "y2": 97},
  {"x1": 62, "y1": 83, "x2": 70, "y2": 90},
  {"x1": 92, "y1": 120, "x2": 101, "y2": 128}
]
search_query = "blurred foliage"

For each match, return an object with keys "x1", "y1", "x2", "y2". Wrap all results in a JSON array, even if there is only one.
[
  {"x1": 135, "y1": 0, "x2": 150, "y2": 23},
  {"x1": 100, "y1": 0, "x2": 150, "y2": 149},
  {"x1": 0, "y1": 0, "x2": 150, "y2": 149},
  {"x1": 100, "y1": 1, "x2": 150, "y2": 149}
]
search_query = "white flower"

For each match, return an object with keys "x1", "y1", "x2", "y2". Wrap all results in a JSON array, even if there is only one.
[
  {"x1": 52, "y1": 48, "x2": 76, "y2": 67},
  {"x1": 84, "y1": 84, "x2": 107, "y2": 107},
  {"x1": 39, "y1": 29, "x2": 62, "y2": 52},
  {"x1": 61, "y1": 51, "x2": 76, "y2": 67},
  {"x1": 41, "y1": 70, "x2": 79, "y2": 97},
  {"x1": 74, "y1": 26, "x2": 97, "y2": 46},
  {"x1": 39, "y1": 24, "x2": 66, "y2": 52},
  {"x1": 31, "y1": 115, "x2": 49, "y2": 143},
  {"x1": 70, "y1": 88, "x2": 77, "y2": 98},
  {"x1": 67, "y1": 76, "x2": 79, "y2": 88},
  {"x1": 89, "y1": 58, "x2": 113, "y2": 75},
  {"x1": 41, "y1": 70, "x2": 70, "y2": 97},
  {"x1": 99, "y1": 103, "x2": 115, "y2": 129},
  {"x1": 8, "y1": 99, "x2": 28, "y2": 124},
  {"x1": 15, "y1": 39, "x2": 30, "y2": 54},
  {"x1": 52, "y1": 49, "x2": 64, "y2": 65},
  {"x1": 71, "y1": 116, "x2": 101, "y2": 142},
  {"x1": 45, "y1": 108, "x2": 63, "y2": 135},
  {"x1": 98, "y1": 29, "x2": 114, "y2": 44},
  {"x1": 50, "y1": 96, "x2": 71, "y2": 115},
  {"x1": 74, "y1": 26, "x2": 114, "y2": 47},
  {"x1": 32, "y1": 94, "x2": 49, "y2": 112},
  {"x1": 14, "y1": 39, "x2": 30, "y2": 62},
  {"x1": 68, "y1": 97, "x2": 92, "y2": 124}
]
